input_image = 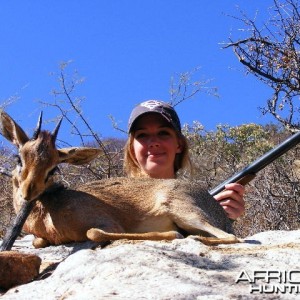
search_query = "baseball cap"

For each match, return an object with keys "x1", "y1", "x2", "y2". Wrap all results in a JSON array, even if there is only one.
[{"x1": 128, "y1": 100, "x2": 182, "y2": 133}]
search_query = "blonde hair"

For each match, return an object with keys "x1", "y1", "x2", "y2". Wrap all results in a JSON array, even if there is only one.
[{"x1": 123, "y1": 131, "x2": 192, "y2": 178}]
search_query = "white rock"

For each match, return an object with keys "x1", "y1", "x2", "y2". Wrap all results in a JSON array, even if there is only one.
[{"x1": 1, "y1": 230, "x2": 300, "y2": 299}]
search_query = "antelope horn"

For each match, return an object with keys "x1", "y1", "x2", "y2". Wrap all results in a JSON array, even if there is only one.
[
  {"x1": 32, "y1": 111, "x2": 43, "y2": 140},
  {"x1": 52, "y1": 117, "x2": 63, "y2": 142}
]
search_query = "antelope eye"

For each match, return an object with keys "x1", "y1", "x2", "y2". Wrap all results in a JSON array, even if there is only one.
[
  {"x1": 49, "y1": 166, "x2": 59, "y2": 176},
  {"x1": 45, "y1": 166, "x2": 59, "y2": 182},
  {"x1": 13, "y1": 155, "x2": 22, "y2": 166}
]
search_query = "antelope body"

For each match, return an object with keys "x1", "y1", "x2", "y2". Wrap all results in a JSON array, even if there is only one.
[{"x1": 0, "y1": 110, "x2": 239, "y2": 248}]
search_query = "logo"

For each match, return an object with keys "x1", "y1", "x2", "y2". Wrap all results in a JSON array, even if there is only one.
[
  {"x1": 140, "y1": 100, "x2": 164, "y2": 110},
  {"x1": 236, "y1": 270, "x2": 300, "y2": 294}
]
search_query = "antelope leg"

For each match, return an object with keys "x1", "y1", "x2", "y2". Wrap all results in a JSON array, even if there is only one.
[{"x1": 87, "y1": 228, "x2": 184, "y2": 242}]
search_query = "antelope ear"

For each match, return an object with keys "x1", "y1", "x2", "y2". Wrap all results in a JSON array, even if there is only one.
[
  {"x1": 57, "y1": 147, "x2": 101, "y2": 165},
  {"x1": 0, "y1": 110, "x2": 29, "y2": 148}
]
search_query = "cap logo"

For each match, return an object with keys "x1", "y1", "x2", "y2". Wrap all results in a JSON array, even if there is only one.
[
  {"x1": 128, "y1": 99, "x2": 181, "y2": 133},
  {"x1": 140, "y1": 100, "x2": 164, "y2": 110}
]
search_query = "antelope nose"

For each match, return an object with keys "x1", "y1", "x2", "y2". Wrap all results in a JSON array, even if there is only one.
[
  {"x1": 21, "y1": 183, "x2": 35, "y2": 201},
  {"x1": 21, "y1": 190, "x2": 32, "y2": 201}
]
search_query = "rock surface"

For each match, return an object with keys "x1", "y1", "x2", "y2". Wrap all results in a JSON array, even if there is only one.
[
  {"x1": 1, "y1": 230, "x2": 300, "y2": 299},
  {"x1": 0, "y1": 251, "x2": 41, "y2": 290}
]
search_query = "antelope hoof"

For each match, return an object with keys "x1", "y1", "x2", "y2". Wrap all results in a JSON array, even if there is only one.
[
  {"x1": 33, "y1": 237, "x2": 50, "y2": 248},
  {"x1": 87, "y1": 228, "x2": 108, "y2": 242}
]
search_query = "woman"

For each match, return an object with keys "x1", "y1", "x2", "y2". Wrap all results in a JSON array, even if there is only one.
[{"x1": 124, "y1": 100, "x2": 245, "y2": 220}]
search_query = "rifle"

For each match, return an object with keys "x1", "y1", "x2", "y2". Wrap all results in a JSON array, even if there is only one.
[{"x1": 209, "y1": 130, "x2": 300, "y2": 196}]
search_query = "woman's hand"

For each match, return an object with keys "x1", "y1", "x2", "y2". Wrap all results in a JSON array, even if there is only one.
[{"x1": 213, "y1": 183, "x2": 245, "y2": 220}]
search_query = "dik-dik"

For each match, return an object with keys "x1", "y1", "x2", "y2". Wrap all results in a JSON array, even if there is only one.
[{"x1": 0, "y1": 110, "x2": 239, "y2": 248}]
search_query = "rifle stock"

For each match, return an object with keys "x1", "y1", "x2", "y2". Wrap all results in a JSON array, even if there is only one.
[{"x1": 209, "y1": 130, "x2": 300, "y2": 196}]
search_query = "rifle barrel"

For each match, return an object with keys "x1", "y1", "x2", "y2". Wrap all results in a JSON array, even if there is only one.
[{"x1": 209, "y1": 130, "x2": 300, "y2": 196}]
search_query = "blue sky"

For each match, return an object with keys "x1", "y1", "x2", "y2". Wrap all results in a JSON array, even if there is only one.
[{"x1": 0, "y1": 1, "x2": 276, "y2": 144}]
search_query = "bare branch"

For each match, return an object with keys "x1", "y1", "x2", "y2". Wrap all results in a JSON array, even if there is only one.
[
  {"x1": 225, "y1": 0, "x2": 300, "y2": 130},
  {"x1": 169, "y1": 67, "x2": 219, "y2": 107},
  {"x1": 40, "y1": 61, "x2": 115, "y2": 178}
]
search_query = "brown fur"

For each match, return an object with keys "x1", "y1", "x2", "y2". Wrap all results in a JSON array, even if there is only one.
[{"x1": 0, "y1": 110, "x2": 240, "y2": 248}]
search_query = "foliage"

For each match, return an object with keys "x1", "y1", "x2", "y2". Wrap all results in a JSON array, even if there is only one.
[{"x1": 182, "y1": 122, "x2": 273, "y2": 187}]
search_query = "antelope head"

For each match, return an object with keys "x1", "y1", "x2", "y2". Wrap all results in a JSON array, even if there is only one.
[{"x1": 0, "y1": 110, "x2": 101, "y2": 201}]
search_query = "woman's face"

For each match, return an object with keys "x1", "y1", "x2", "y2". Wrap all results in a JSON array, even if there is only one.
[{"x1": 132, "y1": 113, "x2": 182, "y2": 179}]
